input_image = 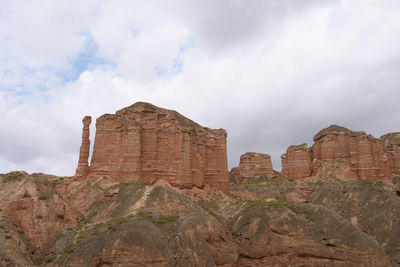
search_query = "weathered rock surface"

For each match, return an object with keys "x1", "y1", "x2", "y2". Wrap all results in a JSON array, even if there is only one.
[
  {"x1": 74, "y1": 116, "x2": 91, "y2": 178},
  {"x1": 281, "y1": 143, "x2": 312, "y2": 180},
  {"x1": 0, "y1": 171, "x2": 397, "y2": 266},
  {"x1": 231, "y1": 152, "x2": 274, "y2": 182},
  {"x1": 281, "y1": 125, "x2": 392, "y2": 182},
  {"x1": 312, "y1": 125, "x2": 392, "y2": 182},
  {"x1": 381, "y1": 132, "x2": 400, "y2": 177},
  {"x1": 45, "y1": 184, "x2": 238, "y2": 267},
  {"x1": 76, "y1": 102, "x2": 229, "y2": 192}
]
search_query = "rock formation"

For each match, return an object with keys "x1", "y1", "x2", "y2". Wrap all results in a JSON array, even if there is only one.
[
  {"x1": 312, "y1": 125, "x2": 391, "y2": 181},
  {"x1": 75, "y1": 116, "x2": 91, "y2": 178},
  {"x1": 231, "y1": 152, "x2": 274, "y2": 182},
  {"x1": 75, "y1": 102, "x2": 229, "y2": 192},
  {"x1": 381, "y1": 133, "x2": 400, "y2": 177},
  {"x1": 281, "y1": 125, "x2": 392, "y2": 182},
  {"x1": 281, "y1": 144, "x2": 311, "y2": 180}
]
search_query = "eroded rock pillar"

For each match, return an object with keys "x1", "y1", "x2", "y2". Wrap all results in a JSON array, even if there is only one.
[{"x1": 75, "y1": 116, "x2": 92, "y2": 178}]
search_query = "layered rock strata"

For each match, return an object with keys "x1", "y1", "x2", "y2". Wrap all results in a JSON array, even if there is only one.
[
  {"x1": 312, "y1": 125, "x2": 391, "y2": 181},
  {"x1": 231, "y1": 152, "x2": 274, "y2": 182},
  {"x1": 75, "y1": 102, "x2": 229, "y2": 192},
  {"x1": 75, "y1": 116, "x2": 91, "y2": 178},
  {"x1": 380, "y1": 133, "x2": 400, "y2": 177},
  {"x1": 281, "y1": 144, "x2": 311, "y2": 180},
  {"x1": 281, "y1": 125, "x2": 392, "y2": 182}
]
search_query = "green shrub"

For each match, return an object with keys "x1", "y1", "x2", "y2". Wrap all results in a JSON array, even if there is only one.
[
  {"x1": 2, "y1": 171, "x2": 27, "y2": 182},
  {"x1": 38, "y1": 195, "x2": 48, "y2": 200},
  {"x1": 158, "y1": 214, "x2": 179, "y2": 224},
  {"x1": 64, "y1": 245, "x2": 74, "y2": 254}
]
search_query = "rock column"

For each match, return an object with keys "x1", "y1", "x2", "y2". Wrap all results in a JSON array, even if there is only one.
[{"x1": 75, "y1": 116, "x2": 92, "y2": 178}]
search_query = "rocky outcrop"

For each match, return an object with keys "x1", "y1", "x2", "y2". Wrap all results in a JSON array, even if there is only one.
[
  {"x1": 381, "y1": 133, "x2": 400, "y2": 177},
  {"x1": 75, "y1": 116, "x2": 91, "y2": 178},
  {"x1": 281, "y1": 144, "x2": 312, "y2": 180},
  {"x1": 312, "y1": 125, "x2": 392, "y2": 182},
  {"x1": 76, "y1": 102, "x2": 229, "y2": 192},
  {"x1": 231, "y1": 152, "x2": 274, "y2": 182},
  {"x1": 281, "y1": 125, "x2": 392, "y2": 182}
]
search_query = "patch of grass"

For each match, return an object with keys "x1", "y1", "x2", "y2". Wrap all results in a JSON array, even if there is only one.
[
  {"x1": 95, "y1": 186, "x2": 106, "y2": 192},
  {"x1": 38, "y1": 194, "x2": 48, "y2": 200},
  {"x1": 64, "y1": 244, "x2": 74, "y2": 254},
  {"x1": 76, "y1": 233, "x2": 87, "y2": 242},
  {"x1": 393, "y1": 176, "x2": 400, "y2": 184},
  {"x1": 158, "y1": 214, "x2": 179, "y2": 224},
  {"x1": 38, "y1": 254, "x2": 56, "y2": 264},
  {"x1": 246, "y1": 200, "x2": 314, "y2": 221},
  {"x1": 119, "y1": 181, "x2": 149, "y2": 186},
  {"x1": 246, "y1": 200, "x2": 290, "y2": 210},
  {"x1": 107, "y1": 224, "x2": 116, "y2": 231},
  {"x1": 2, "y1": 171, "x2": 27, "y2": 182}
]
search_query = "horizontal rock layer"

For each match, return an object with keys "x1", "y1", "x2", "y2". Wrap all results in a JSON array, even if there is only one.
[
  {"x1": 282, "y1": 125, "x2": 393, "y2": 182},
  {"x1": 75, "y1": 102, "x2": 229, "y2": 192},
  {"x1": 231, "y1": 152, "x2": 274, "y2": 182}
]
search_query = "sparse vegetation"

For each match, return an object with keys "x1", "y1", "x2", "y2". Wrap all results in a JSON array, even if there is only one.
[
  {"x1": 37, "y1": 254, "x2": 56, "y2": 264},
  {"x1": 158, "y1": 214, "x2": 179, "y2": 224},
  {"x1": 2, "y1": 171, "x2": 27, "y2": 182},
  {"x1": 38, "y1": 194, "x2": 48, "y2": 200},
  {"x1": 56, "y1": 213, "x2": 65, "y2": 220},
  {"x1": 36, "y1": 214, "x2": 43, "y2": 219},
  {"x1": 64, "y1": 245, "x2": 74, "y2": 254},
  {"x1": 245, "y1": 200, "x2": 314, "y2": 221},
  {"x1": 119, "y1": 181, "x2": 149, "y2": 186}
]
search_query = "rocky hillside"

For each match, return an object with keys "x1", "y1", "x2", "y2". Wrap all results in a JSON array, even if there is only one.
[{"x1": 0, "y1": 170, "x2": 398, "y2": 266}]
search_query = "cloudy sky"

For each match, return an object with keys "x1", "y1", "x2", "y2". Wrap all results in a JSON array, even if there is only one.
[{"x1": 1, "y1": 0, "x2": 400, "y2": 175}]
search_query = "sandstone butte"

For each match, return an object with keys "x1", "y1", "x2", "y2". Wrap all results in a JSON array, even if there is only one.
[
  {"x1": 230, "y1": 152, "x2": 274, "y2": 182},
  {"x1": 281, "y1": 125, "x2": 394, "y2": 182},
  {"x1": 380, "y1": 132, "x2": 400, "y2": 177},
  {"x1": 75, "y1": 102, "x2": 229, "y2": 192}
]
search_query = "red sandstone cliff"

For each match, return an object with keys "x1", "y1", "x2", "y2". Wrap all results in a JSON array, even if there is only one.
[
  {"x1": 281, "y1": 125, "x2": 392, "y2": 182},
  {"x1": 231, "y1": 152, "x2": 274, "y2": 181},
  {"x1": 381, "y1": 132, "x2": 400, "y2": 177},
  {"x1": 281, "y1": 144, "x2": 311, "y2": 181},
  {"x1": 75, "y1": 102, "x2": 229, "y2": 192}
]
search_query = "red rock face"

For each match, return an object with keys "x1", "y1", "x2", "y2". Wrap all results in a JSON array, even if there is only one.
[
  {"x1": 75, "y1": 102, "x2": 229, "y2": 192},
  {"x1": 380, "y1": 132, "x2": 400, "y2": 177},
  {"x1": 232, "y1": 153, "x2": 274, "y2": 181},
  {"x1": 75, "y1": 116, "x2": 91, "y2": 178},
  {"x1": 281, "y1": 125, "x2": 392, "y2": 182},
  {"x1": 312, "y1": 125, "x2": 391, "y2": 182},
  {"x1": 281, "y1": 144, "x2": 311, "y2": 180}
]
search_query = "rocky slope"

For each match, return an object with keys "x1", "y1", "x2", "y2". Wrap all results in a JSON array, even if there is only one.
[{"x1": 0, "y1": 170, "x2": 397, "y2": 266}]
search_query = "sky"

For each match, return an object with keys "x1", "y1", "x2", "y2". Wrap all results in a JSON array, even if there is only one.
[{"x1": 1, "y1": 0, "x2": 400, "y2": 175}]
